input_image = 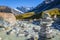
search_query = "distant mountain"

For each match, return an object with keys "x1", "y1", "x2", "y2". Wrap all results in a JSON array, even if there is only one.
[
  {"x1": 0, "y1": 6, "x2": 12, "y2": 13},
  {"x1": 0, "y1": 6, "x2": 24, "y2": 15},
  {"x1": 11, "y1": 9, "x2": 24, "y2": 15},
  {"x1": 31, "y1": 0, "x2": 60, "y2": 13},
  {"x1": 16, "y1": 6, "x2": 34, "y2": 13}
]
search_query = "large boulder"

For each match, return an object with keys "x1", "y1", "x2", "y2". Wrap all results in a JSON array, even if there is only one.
[{"x1": 0, "y1": 12, "x2": 16, "y2": 27}]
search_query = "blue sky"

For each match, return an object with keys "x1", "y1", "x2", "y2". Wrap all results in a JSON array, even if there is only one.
[{"x1": 0, "y1": 0, "x2": 44, "y2": 9}]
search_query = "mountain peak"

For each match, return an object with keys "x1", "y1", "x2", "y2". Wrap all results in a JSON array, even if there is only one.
[{"x1": 16, "y1": 6, "x2": 34, "y2": 13}]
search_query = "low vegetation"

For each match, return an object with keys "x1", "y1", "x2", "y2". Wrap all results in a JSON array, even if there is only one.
[
  {"x1": 42, "y1": 8, "x2": 60, "y2": 18},
  {"x1": 15, "y1": 12, "x2": 34, "y2": 19},
  {"x1": 15, "y1": 8, "x2": 60, "y2": 20}
]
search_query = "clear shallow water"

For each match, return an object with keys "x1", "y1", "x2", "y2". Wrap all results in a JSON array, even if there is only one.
[
  {"x1": 32, "y1": 18, "x2": 60, "y2": 31},
  {"x1": 32, "y1": 21, "x2": 40, "y2": 25},
  {"x1": 0, "y1": 31, "x2": 26, "y2": 40},
  {"x1": 52, "y1": 18, "x2": 60, "y2": 30},
  {"x1": 0, "y1": 29, "x2": 60, "y2": 40}
]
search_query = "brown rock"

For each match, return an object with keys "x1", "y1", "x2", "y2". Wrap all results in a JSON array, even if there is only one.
[{"x1": 0, "y1": 12, "x2": 16, "y2": 26}]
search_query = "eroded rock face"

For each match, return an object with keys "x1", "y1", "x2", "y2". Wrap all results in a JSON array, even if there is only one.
[{"x1": 0, "y1": 12, "x2": 16, "y2": 27}]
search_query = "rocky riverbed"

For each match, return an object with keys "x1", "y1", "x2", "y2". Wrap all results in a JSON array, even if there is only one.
[{"x1": 0, "y1": 20, "x2": 60, "y2": 40}]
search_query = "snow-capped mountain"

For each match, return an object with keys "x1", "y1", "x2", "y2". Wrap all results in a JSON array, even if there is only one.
[
  {"x1": 13, "y1": 9, "x2": 24, "y2": 13},
  {"x1": 11, "y1": 8, "x2": 24, "y2": 15},
  {"x1": 16, "y1": 6, "x2": 34, "y2": 13}
]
